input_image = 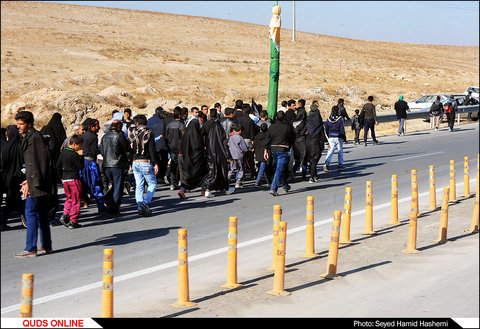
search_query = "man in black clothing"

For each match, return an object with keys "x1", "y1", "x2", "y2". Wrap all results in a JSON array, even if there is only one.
[
  {"x1": 360, "y1": 96, "x2": 378, "y2": 146},
  {"x1": 337, "y1": 98, "x2": 351, "y2": 121},
  {"x1": 100, "y1": 120, "x2": 131, "y2": 216},
  {"x1": 284, "y1": 99, "x2": 297, "y2": 126},
  {"x1": 220, "y1": 107, "x2": 236, "y2": 135},
  {"x1": 394, "y1": 95, "x2": 409, "y2": 136},
  {"x1": 268, "y1": 111, "x2": 296, "y2": 196},
  {"x1": 147, "y1": 106, "x2": 168, "y2": 183},
  {"x1": 165, "y1": 108, "x2": 185, "y2": 191},
  {"x1": 14, "y1": 111, "x2": 52, "y2": 258},
  {"x1": 80, "y1": 118, "x2": 106, "y2": 212}
]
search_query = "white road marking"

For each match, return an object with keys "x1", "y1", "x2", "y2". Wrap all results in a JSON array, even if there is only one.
[
  {"x1": 1, "y1": 178, "x2": 475, "y2": 314},
  {"x1": 393, "y1": 152, "x2": 443, "y2": 161}
]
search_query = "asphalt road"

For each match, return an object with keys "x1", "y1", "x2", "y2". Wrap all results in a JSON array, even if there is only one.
[{"x1": 1, "y1": 122, "x2": 479, "y2": 319}]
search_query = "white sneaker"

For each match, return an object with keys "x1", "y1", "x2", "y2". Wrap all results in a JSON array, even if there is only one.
[{"x1": 205, "y1": 190, "x2": 214, "y2": 198}]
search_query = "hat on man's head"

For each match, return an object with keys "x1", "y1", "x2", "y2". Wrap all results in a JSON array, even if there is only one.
[{"x1": 399, "y1": 95, "x2": 404, "y2": 101}]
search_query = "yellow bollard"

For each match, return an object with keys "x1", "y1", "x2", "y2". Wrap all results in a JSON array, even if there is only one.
[
  {"x1": 464, "y1": 156, "x2": 470, "y2": 197},
  {"x1": 102, "y1": 249, "x2": 114, "y2": 318},
  {"x1": 172, "y1": 229, "x2": 196, "y2": 308},
  {"x1": 20, "y1": 273, "x2": 33, "y2": 318},
  {"x1": 268, "y1": 205, "x2": 282, "y2": 270},
  {"x1": 412, "y1": 191, "x2": 419, "y2": 221},
  {"x1": 435, "y1": 187, "x2": 450, "y2": 244},
  {"x1": 389, "y1": 176, "x2": 400, "y2": 225},
  {"x1": 402, "y1": 198, "x2": 420, "y2": 254},
  {"x1": 411, "y1": 169, "x2": 419, "y2": 216},
  {"x1": 302, "y1": 196, "x2": 317, "y2": 257},
  {"x1": 340, "y1": 188, "x2": 354, "y2": 243},
  {"x1": 429, "y1": 165, "x2": 437, "y2": 210},
  {"x1": 449, "y1": 160, "x2": 456, "y2": 202},
  {"x1": 321, "y1": 211, "x2": 342, "y2": 279},
  {"x1": 222, "y1": 217, "x2": 242, "y2": 289},
  {"x1": 267, "y1": 221, "x2": 290, "y2": 296},
  {"x1": 362, "y1": 181, "x2": 376, "y2": 235}
]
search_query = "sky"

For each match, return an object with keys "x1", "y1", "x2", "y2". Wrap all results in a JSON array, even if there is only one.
[{"x1": 47, "y1": 1, "x2": 479, "y2": 46}]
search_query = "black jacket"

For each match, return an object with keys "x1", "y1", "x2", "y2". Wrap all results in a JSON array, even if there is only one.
[
  {"x1": 57, "y1": 148, "x2": 84, "y2": 180},
  {"x1": 21, "y1": 128, "x2": 50, "y2": 198},
  {"x1": 81, "y1": 130, "x2": 100, "y2": 159},
  {"x1": 100, "y1": 128, "x2": 131, "y2": 169},
  {"x1": 268, "y1": 121, "x2": 295, "y2": 152},
  {"x1": 394, "y1": 100, "x2": 409, "y2": 119},
  {"x1": 165, "y1": 120, "x2": 184, "y2": 154}
]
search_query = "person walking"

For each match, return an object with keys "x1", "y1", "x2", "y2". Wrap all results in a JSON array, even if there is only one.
[
  {"x1": 165, "y1": 108, "x2": 185, "y2": 191},
  {"x1": 351, "y1": 109, "x2": 363, "y2": 144},
  {"x1": 394, "y1": 95, "x2": 409, "y2": 136},
  {"x1": 14, "y1": 111, "x2": 52, "y2": 258},
  {"x1": 323, "y1": 106, "x2": 346, "y2": 172},
  {"x1": 360, "y1": 95, "x2": 378, "y2": 146},
  {"x1": 57, "y1": 134, "x2": 84, "y2": 229},
  {"x1": 0, "y1": 125, "x2": 24, "y2": 230},
  {"x1": 254, "y1": 123, "x2": 272, "y2": 187},
  {"x1": 128, "y1": 115, "x2": 159, "y2": 216},
  {"x1": 100, "y1": 120, "x2": 131, "y2": 216},
  {"x1": 429, "y1": 96, "x2": 443, "y2": 131},
  {"x1": 227, "y1": 124, "x2": 248, "y2": 189},
  {"x1": 268, "y1": 111, "x2": 295, "y2": 196},
  {"x1": 444, "y1": 94, "x2": 458, "y2": 132},
  {"x1": 305, "y1": 101, "x2": 327, "y2": 182}
]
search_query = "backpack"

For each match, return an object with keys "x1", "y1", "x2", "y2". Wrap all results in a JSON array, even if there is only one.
[{"x1": 444, "y1": 102, "x2": 454, "y2": 114}]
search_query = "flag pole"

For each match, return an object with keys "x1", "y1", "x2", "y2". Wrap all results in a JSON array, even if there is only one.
[{"x1": 267, "y1": 2, "x2": 281, "y2": 120}]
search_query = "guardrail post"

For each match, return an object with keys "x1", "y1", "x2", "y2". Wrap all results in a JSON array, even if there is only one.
[
  {"x1": 268, "y1": 205, "x2": 282, "y2": 270},
  {"x1": 340, "y1": 188, "x2": 353, "y2": 243},
  {"x1": 449, "y1": 160, "x2": 456, "y2": 203},
  {"x1": 429, "y1": 165, "x2": 437, "y2": 210},
  {"x1": 362, "y1": 181, "x2": 376, "y2": 235},
  {"x1": 172, "y1": 229, "x2": 196, "y2": 308},
  {"x1": 389, "y1": 176, "x2": 400, "y2": 225},
  {"x1": 20, "y1": 273, "x2": 33, "y2": 318},
  {"x1": 464, "y1": 156, "x2": 471, "y2": 197},
  {"x1": 267, "y1": 221, "x2": 290, "y2": 296},
  {"x1": 321, "y1": 211, "x2": 342, "y2": 279},
  {"x1": 102, "y1": 249, "x2": 114, "y2": 318},
  {"x1": 222, "y1": 217, "x2": 242, "y2": 289},
  {"x1": 302, "y1": 196, "x2": 316, "y2": 257}
]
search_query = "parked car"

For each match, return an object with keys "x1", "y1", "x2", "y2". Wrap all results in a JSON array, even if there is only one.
[
  {"x1": 407, "y1": 94, "x2": 449, "y2": 111},
  {"x1": 464, "y1": 86, "x2": 479, "y2": 99}
]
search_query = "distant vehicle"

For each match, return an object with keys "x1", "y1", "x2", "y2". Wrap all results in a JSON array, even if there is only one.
[
  {"x1": 407, "y1": 94, "x2": 449, "y2": 111},
  {"x1": 452, "y1": 93, "x2": 479, "y2": 106},
  {"x1": 464, "y1": 86, "x2": 479, "y2": 99}
]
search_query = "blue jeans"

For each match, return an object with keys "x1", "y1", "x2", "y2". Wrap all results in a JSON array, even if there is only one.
[
  {"x1": 255, "y1": 161, "x2": 270, "y2": 185},
  {"x1": 104, "y1": 167, "x2": 125, "y2": 213},
  {"x1": 132, "y1": 161, "x2": 157, "y2": 210},
  {"x1": 25, "y1": 195, "x2": 52, "y2": 252},
  {"x1": 325, "y1": 137, "x2": 344, "y2": 165},
  {"x1": 271, "y1": 151, "x2": 290, "y2": 192}
]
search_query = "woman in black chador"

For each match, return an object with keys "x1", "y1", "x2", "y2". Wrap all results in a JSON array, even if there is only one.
[{"x1": 1, "y1": 125, "x2": 25, "y2": 230}]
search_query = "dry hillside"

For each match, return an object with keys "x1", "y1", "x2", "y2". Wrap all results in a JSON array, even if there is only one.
[{"x1": 1, "y1": 1, "x2": 478, "y2": 136}]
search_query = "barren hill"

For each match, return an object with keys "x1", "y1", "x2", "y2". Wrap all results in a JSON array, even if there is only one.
[{"x1": 1, "y1": 1, "x2": 478, "y2": 135}]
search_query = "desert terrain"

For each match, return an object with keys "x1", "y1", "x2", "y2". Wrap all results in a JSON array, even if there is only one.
[{"x1": 1, "y1": 1, "x2": 479, "y2": 136}]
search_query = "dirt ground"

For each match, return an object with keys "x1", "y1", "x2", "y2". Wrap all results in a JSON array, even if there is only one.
[
  {"x1": 129, "y1": 195, "x2": 478, "y2": 318},
  {"x1": 1, "y1": 1, "x2": 479, "y2": 136}
]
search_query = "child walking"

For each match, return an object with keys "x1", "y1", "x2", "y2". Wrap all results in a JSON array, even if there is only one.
[
  {"x1": 56, "y1": 134, "x2": 84, "y2": 229},
  {"x1": 351, "y1": 109, "x2": 363, "y2": 145},
  {"x1": 227, "y1": 123, "x2": 248, "y2": 188}
]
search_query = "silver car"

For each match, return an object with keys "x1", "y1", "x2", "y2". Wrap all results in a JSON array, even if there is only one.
[{"x1": 407, "y1": 94, "x2": 449, "y2": 111}]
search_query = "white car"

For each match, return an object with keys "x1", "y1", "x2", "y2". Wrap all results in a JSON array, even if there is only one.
[
  {"x1": 407, "y1": 94, "x2": 449, "y2": 111},
  {"x1": 464, "y1": 86, "x2": 479, "y2": 99}
]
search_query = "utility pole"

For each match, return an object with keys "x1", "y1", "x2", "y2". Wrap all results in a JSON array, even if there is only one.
[{"x1": 292, "y1": 0, "x2": 296, "y2": 42}]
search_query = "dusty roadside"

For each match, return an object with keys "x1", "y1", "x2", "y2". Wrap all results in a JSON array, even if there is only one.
[{"x1": 120, "y1": 194, "x2": 479, "y2": 319}]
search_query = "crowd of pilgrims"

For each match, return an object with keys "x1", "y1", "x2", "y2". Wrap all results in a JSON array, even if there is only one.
[{"x1": 1, "y1": 98, "x2": 352, "y2": 231}]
